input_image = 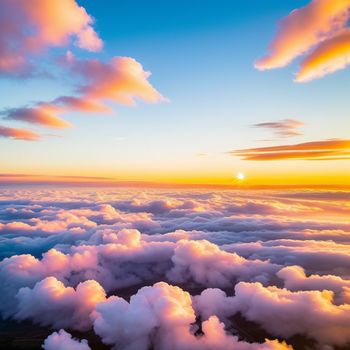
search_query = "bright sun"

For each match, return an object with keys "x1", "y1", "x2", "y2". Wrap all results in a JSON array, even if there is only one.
[{"x1": 236, "y1": 172, "x2": 245, "y2": 181}]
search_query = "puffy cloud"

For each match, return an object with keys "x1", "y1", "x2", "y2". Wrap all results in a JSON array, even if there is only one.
[
  {"x1": 255, "y1": 0, "x2": 350, "y2": 70},
  {"x1": 167, "y1": 239, "x2": 280, "y2": 287},
  {"x1": 69, "y1": 55, "x2": 166, "y2": 106},
  {"x1": 93, "y1": 282, "x2": 292, "y2": 350},
  {"x1": 0, "y1": 188, "x2": 350, "y2": 349},
  {"x1": 230, "y1": 139, "x2": 350, "y2": 161},
  {"x1": 226, "y1": 239, "x2": 350, "y2": 277},
  {"x1": 93, "y1": 282, "x2": 195, "y2": 350},
  {"x1": 252, "y1": 119, "x2": 304, "y2": 138},
  {"x1": 15, "y1": 277, "x2": 106, "y2": 330},
  {"x1": 196, "y1": 316, "x2": 293, "y2": 350},
  {"x1": 231, "y1": 281, "x2": 350, "y2": 347},
  {"x1": 43, "y1": 329, "x2": 91, "y2": 350},
  {"x1": 193, "y1": 288, "x2": 236, "y2": 321},
  {"x1": 277, "y1": 265, "x2": 350, "y2": 303},
  {"x1": 256, "y1": 0, "x2": 350, "y2": 81},
  {"x1": 0, "y1": 0, "x2": 102, "y2": 75},
  {"x1": 0, "y1": 125, "x2": 40, "y2": 140}
]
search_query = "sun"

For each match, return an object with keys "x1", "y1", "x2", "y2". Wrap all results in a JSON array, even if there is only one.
[{"x1": 236, "y1": 172, "x2": 245, "y2": 181}]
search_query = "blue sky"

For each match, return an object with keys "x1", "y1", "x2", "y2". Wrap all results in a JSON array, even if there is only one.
[{"x1": 1, "y1": 0, "x2": 349, "y2": 186}]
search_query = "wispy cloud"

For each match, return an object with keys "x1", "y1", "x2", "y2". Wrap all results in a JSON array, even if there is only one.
[
  {"x1": 0, "y1": 125, "x2": 40, "y2": 141},
  {"x1": 230, "y1": 139, "x2": 350, "y2": 160},
  {"x1": 252, "y1": 119, "x2": 304, "y2": 138},
  {"x1": 256, "y1": 0, "x2": 350, "y2": 81},
  {"x1": 2, "y1": 105, "x2": 71, "y2": 128}
]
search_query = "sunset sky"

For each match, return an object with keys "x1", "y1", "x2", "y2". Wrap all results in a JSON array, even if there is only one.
[{"x1": 1, "y1": 0, "x2": 350, "y2": 187}]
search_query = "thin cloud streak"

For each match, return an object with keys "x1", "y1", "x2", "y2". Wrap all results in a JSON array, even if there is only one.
[
  {"x1": 230, "y1": 139, "x2": 350, "y2": 161},
  {"x1": 252, "y1": 119, "x2": 304, "y2": 138},
  {"x1": 0, "y1": 125, "x2": 40, "y2": 141}
]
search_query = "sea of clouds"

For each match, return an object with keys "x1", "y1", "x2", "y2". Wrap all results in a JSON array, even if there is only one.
[{"x1": 0, "y1": 187, "x2": 349, "y2": 350}]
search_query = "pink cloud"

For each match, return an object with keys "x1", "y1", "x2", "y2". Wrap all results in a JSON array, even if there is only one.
[
  {"x1": 4, "y1": 105, "x2": 71, "y2": 128},
  {"x1": 1, "y1": 56, "x2": 165, "y2": 132},
  {"x1": 0, "y1": 0, "x2": 102, "y2": 75},
  {"x1": 70, "y1": 56, "x2": 166, "y2": 105},
  {"x1": 15, "y1": 276, "x2": 106, "y2": 330},
  {"x1": 43, "y1": 330, "x2": 91, "y2": 350},
  {"x1": 0, "y1": 125, "x2": 40, "y2": 141}
]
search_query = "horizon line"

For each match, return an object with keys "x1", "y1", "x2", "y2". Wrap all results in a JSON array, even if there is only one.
[{"x1": 0, "y1": 174, "x2": 349, "y2": 190}]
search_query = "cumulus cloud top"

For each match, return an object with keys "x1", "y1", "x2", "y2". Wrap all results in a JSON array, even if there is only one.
[{"x1": 43, "y1": 329, "x2": 91, "y2": 350}]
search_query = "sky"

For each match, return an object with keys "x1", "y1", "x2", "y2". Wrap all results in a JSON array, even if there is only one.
[{"x1": 1, "y1": 0, "x2": 350, "y2": 187}]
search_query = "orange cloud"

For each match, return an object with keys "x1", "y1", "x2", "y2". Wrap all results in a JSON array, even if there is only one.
[
  {"x1": 230, "y1": 139, "x2": 350, "y2": 161},
  {"x1": 3, "y1": 105, "x2": 71, "y2": 128},
  {"x1": 71, "y1": 56, "x2": 166, "y2": 105},
  {"x1": 0, "y1": 125, "x2": 40, "y2": 141},
  {"x1": 53, "y1": 96, "x2": 111, "y2": 113},
  {"x1": 255, "y1": 0, "x2": 350, "y2": 81},
  {"x1": 256, "y1": 0, "x2": 350, "y2": 70},
  {"x1": 1, "y1": 57, "x2": 165, "y2": 132},
  {"x1": 296, "y1": 28, "x2": 350, "y2": 82},
  {"x1": 0, "y1": 0, "x2": 102, "y2": 75},
  {"x1": 252, "y1": 119, "x2": 304, "y2": 138}
]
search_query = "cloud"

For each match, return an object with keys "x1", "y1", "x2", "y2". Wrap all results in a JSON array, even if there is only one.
[
  {"x1": 2, "y1": 105, "x2": 71, "y2": 128},
  {"x1": 226, "y1": 239, "x2": 350, "y2": 277},
  {"x1": 0, "y1": 125, "x2": 40, "y2": 140},
  {"x1": 252, "y1": 119, "x2": 304, "y2": 138},
  {"x1": 167, "y1": 239, "x2": 280, "y2": 287},
  {"x1": 15, "y1": 277, "x2": 106, "y2": 330},
  {"x1": 255, "y1": 0, "x2": 350, "y2": 70},
  {"x1": 43, "y1": 330, "x2": 91, "y2": 350},
  {"x1": 53, "y1": 96, "x2": 111, "y2": 113},
  {"x1": 0, "y1": 4, "x2": 164, "y2": 138},
  {"x1": 277, "y1": 265, "x2": 350, "y2": 303},
  {"x1": 296, "y1": 28, "x2": 350, "y2": 82},
  {"x1": 0, "y1": 0, "x2": 102, "y2": 75},
  {"x1": 230, "y1": 139, "x2": 350, "y2": 160},
  {"x1": 0, "y1": 188, "x2": 350, "y2": 349},
  {"x1": 255, "y1": 0, "x2": 350, "y2": 81},
  {"x1": 231, "y1": 281, "x2": 350, "y2": 347},
  {"x1": 92, "y1": 281, "x2": 292, "y2": 350},
  {"x1": 1, "y1": 56, "x2": 165, "y2": 130},
  {"x1": 69, "y1": 55, "x2": 166, "y2": 106}
]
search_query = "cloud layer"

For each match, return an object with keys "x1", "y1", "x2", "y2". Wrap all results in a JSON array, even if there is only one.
[{"x1": 0, "y1": 187, "x2": 349, "y2": 349}]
